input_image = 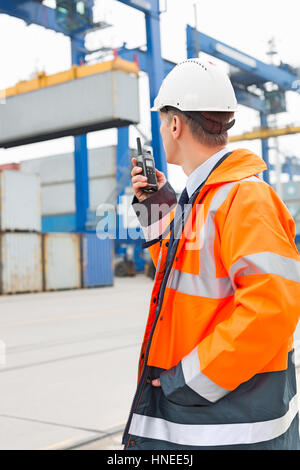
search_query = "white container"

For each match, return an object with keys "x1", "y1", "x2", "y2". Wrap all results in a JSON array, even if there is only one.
[
  {"x1": 40, "y1": 176, "x2": 117, "y2": 215},
  {"x1": 21, "y1": 146, "x2": 118, "y2": 216},
  {"x1": 43, "y1": 233, "x2": 81, "y2": 290},
  {"x1": 20, "y1": 146, "x2": 117, "y2": 184},
  {"x1": 0, "y1": 232, "x2": 42, "y2": 294},
  {"x1": 0, "y1": 71, "x2": 139, "y2": 148},
  {"x1": 0, "y1": 171, "x2": 41, "y2": 231},
  {"x1": 42, "y1": 183, "x2": 76, "y2": 215},
  {"x1": 21, "y1": 153, "x2": 74, "y2": 185},
  {"x1": 89, "y1": 147, "x2": 116, "y2": 179},
  {"x1": 89, "y1": 176, "x2": 116, "y2": 211}
]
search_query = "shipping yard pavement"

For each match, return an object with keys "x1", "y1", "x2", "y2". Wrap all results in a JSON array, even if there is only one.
[{"x1": 0, "y1": 275, "x2": 299, "y2": 451}]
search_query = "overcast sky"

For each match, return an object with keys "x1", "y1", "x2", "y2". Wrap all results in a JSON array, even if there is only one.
[{"x1": 0, "y1": 0, "x2": 300, "y2": 190}]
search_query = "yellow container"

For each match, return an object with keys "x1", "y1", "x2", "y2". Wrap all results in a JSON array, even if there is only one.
[{"x1": 1, "y1": 58, "x2": 139, "y2": 98}]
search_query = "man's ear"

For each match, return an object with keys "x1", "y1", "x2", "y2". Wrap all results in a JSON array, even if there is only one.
[{"x1": 171, "y1": 115, "x2": 182, "y2": 140}]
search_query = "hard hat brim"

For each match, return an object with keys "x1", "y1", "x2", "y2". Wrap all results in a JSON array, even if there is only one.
[{"x1": 150, "y1": 104, "x2": 238, "y2": 112}]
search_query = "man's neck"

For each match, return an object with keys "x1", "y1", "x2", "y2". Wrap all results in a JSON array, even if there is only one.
[{"x1": 181, "y1": 143, "x2": 227, "y2": 177}]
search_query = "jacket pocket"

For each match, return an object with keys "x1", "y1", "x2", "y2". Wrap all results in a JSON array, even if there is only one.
[{"x1": 160, "y1": 364, "x2": 213, "y2": 407}]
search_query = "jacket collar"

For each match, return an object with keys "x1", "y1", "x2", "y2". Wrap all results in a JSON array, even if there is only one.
[
  {"x1": 204, "y1": 148, "x2": 268, "y2": 187},
  {"x1": 173, "y1": 149, "x2": 268, "y2": 259}
]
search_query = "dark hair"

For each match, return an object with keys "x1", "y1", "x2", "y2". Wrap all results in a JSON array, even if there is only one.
[{"x1": 160, "y1": 106, "x2": 235, "y2": 147}]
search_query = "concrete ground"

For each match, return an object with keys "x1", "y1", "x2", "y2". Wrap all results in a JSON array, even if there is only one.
[
  {"x1": 0, "y1": 274, "x2": 298, "y2": 450},
  {"x1": 0, "y1": 275, "x2": 153, "y2": 450}
]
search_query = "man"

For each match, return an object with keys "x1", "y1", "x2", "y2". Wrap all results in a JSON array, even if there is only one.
[{"x1": 122, "y1": 59, "x2": 300, "y2": 450}]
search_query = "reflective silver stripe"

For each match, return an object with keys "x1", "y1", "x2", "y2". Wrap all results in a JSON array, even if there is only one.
[
  {"x1": 166, "y1": 178, "x2": 265, "y2": 299},
  {"x1": 199, "y1": 177, "x2": 265, "y2": 278},
  {"x1": 156, "y1": 250, "x2": 162, "y2": 272},
  {"x1": 199, "y1": 182, "x2": 238, "y2": 276},
  {"x1": 242, "y1": 176, "x2": 265, "y2": 183},
  {"x1": 181, "y1": 347, "x2": 230, "y2": 402},
  {"x1": 153, "y1": 250, "x2": 162, "y2": 282},
  {"x1": 166, "y1": 269, "x2": 234, "y2": 299},
  {"x1": 229, "y1": 252, "x2": 300, "y2": 289},
  {"x1": 129, "y1": 394, "x2": 298, "y2": 447}
]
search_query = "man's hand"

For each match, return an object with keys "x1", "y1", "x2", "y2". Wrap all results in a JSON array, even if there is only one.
[
  {"x1": 131, "y1": 157, "x2": 167, "y2": 202},
  {"x1": 152, "y1": 378, "x2": 161, "y2": 387}
]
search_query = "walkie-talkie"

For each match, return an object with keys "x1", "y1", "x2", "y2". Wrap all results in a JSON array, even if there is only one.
[{"x1": 136, "y1": 138, "x2": 158, "y2": 193}]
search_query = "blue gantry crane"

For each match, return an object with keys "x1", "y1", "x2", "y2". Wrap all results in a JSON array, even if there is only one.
[{"x1": 0, "y1": 0, "x2": 300, "y2": 260}]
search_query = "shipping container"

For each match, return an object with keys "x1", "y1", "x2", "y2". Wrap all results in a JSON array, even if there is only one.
[
  {"x1": 0, "y1": 232, "x2": 42, "y2": 294},
  {"x1": 89, "y1": 147, "x2": 116, "y2": 179},
  {"x1": 42, "y1": 214, "x2": 76, "y2": 233},
  {"x1": 41, "y1": 177, "x2": 116, "y2": 215},
  {"x1": 42, "y1": 182, "x2": 75, "y2": 215},
  {"x1": 89, "y1": 176, "x2": 116, "y2": 211},
  {"x1": 82, "y1": 233, "x2": 114, "y2": 288},
  {"x1": 0, "y1": 70, "x2": 139, "y2": 148},
  {"x1": 20, "y1": 146, "x2": 116, "y2": 184},
  {"x1": 0, "y1": 163, "x2": 20, "y2": 171},
  {"x1": 43, "y1": 233, "x2": 81, "y2": 291},
  {"x1": 21, "y1": 153, "x2": 74, "y2": 184},
  {"x1": 0, "y1": 171, "x2": 41, "y2": 231},
  {"x1": 21, "y1": 146, "x2": 117, "y2": 217}
]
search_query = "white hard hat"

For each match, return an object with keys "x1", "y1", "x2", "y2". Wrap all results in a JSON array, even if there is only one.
[{"x1": 151, "y1": 58, "x2": 238, "y2": 113}]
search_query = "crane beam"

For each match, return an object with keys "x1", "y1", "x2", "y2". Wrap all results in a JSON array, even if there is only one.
[
  {"x1": 187, "y1": 25, "x2": 298, "y2": 90},
  {"x1": 229, "y1": 126, "x2": 300, "y2": 142}
]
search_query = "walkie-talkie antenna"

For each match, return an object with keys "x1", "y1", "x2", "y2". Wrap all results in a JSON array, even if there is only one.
[{"x1": 137, "y1": 137, "x2": 142, "y2": 156}]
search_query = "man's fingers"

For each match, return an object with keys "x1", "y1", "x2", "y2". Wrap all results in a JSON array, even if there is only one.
[
  {"x1": 133, "y1": 181, "x2": 148, "y2": 190},
  {"x1": 155, "y1": 169, "x2": 166, "y2": 183},
  {"x1": 131, "y1": 166, "x2": 143, "y2": 177},
  {"x1": 132, "y1": 174, "x2": 147, "y2": 184}
]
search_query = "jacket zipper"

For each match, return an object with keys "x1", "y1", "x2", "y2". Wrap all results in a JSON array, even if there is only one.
[{"x1": 123, "y1": 244, "x2": 176, "y2": 448}]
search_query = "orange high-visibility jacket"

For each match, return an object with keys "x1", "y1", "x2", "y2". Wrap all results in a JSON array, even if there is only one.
[{"x1": 123, "y1": 149, "x2": 300, "y2": 450}]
